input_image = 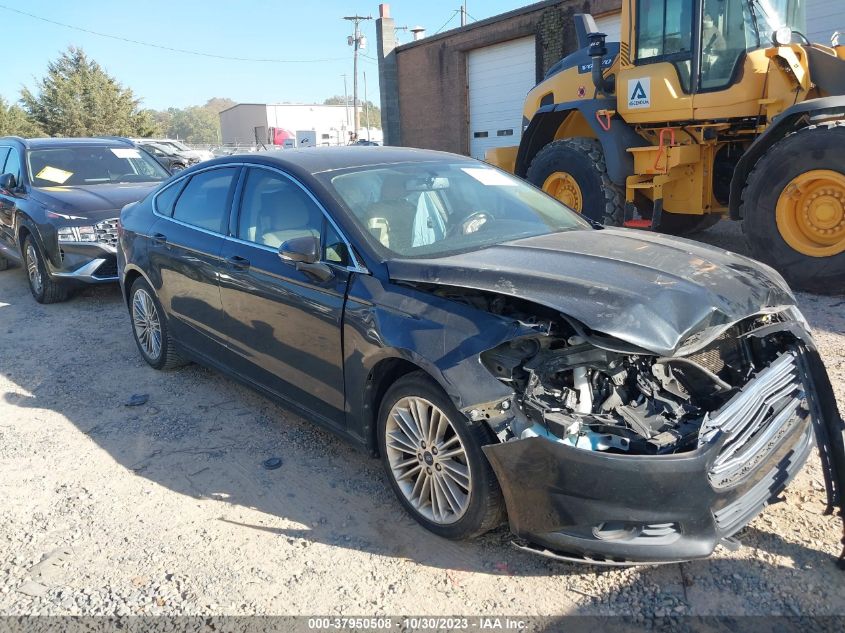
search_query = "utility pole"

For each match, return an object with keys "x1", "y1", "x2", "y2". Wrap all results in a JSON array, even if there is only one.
[
  {"x1": 344, "y1": 14, "x2": 372, "y2": 142},
  {"x1": 341, "y1": 74, "x2": 350, "y2": 132},
  {"x1": 460, "y1": 1, "x2": 467, "y2": 27},
  {"x1": 363, "y1": 71, "x2": 370, "y2": 141}
]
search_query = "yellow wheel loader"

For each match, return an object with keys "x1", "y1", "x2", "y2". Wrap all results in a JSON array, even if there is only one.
[{"x1": 487, "y1": 0, "x2": 845, "y2": 294}]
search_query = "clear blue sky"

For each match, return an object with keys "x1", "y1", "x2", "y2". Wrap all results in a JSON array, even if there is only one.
[{"x1": 0, "y1": 0, "x2": 529, "y2": 111}]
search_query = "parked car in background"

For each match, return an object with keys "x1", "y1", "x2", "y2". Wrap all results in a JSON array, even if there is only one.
[
  {"x1": 130, "y1": 139, "x2": 213, "y2": 163},
  {"x1": 0, "y1": 136, "x2": 170, "y2": 303},
  {"x1": 137, "y1": 141, "x2": 197, "y2": 172},
  {"x1": 118, "y1": 147, "x2": 843, "y2": 564},
  {"x1": 156, "y1": 139, "x2": 213, "y2": 162}
]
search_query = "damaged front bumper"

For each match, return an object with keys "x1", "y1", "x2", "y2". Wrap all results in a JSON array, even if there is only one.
[{"x1": 482, "y1": 346, "x2": 833, "y2": 564}]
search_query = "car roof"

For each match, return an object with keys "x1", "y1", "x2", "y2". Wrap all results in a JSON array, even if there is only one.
[
  {"x1": 220, "y1": 146, "x2": 477, "y2": 174},
  {"x1": 0, "y1": 137, "x2": 135, "y2": 149}
]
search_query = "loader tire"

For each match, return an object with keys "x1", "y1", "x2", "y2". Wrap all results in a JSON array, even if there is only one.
[
  {"x1": 741, "y1": 122, "x2": 845, "y2": 295},
  {"x1": 526, "y1": 138, "x2": 625, "y2": 226}
]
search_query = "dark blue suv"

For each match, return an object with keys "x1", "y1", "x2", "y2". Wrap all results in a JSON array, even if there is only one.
[{"x1": 0, "y1": 136, "x2": 170, "y2": 303}]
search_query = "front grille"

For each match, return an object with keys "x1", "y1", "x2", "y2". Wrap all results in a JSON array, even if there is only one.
[
  {"x1": 713, "y1": 425, "x2": 814, "y2": 535},
  {"x1": 94, "y1": 218, "x2": 119, "y2": 248},
  {"x1": 700, "y1": 351, "x2": 808, "y2": 489}
]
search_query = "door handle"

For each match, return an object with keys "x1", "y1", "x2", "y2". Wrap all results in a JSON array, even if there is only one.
[
  {"x1": 151, "y1": 232, "x2": 167, "y2": 246},
  {"x1": 226, "y1": 255, "x2": 250, "y2": 271}
]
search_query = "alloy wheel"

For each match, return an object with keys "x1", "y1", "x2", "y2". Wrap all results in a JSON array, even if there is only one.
[
  {"x1": 132, "y1": 288, "x2": 163, "y2": 360},
  {"x1": 384, "y1": 396, "x2": 472, "y2": 524},
  {"x1": 25, "y1": 242, "x2": 42, "y2": 296}
]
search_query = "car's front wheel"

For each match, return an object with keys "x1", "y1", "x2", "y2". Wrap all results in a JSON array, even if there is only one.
[
  {"x1": 377, "y1": 372, "x2": 504, "y2": 539},
  {"x1": 129, "y1": 277, "x2": 186, "y2": 370},
  {"x1": 23, "y1": 235, "x2": 69, "y2": 303}
]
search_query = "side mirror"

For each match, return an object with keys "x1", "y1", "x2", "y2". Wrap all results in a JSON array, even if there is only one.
[
  {"x1": 278, "y1": 234, "x2": 334, "y2": 282},
  {"x1": 278, "y1": 235, "x2": 320, "y2": 264},
  {"x1": 0, "y1": 173, "x2": 17, "y2": 192}
]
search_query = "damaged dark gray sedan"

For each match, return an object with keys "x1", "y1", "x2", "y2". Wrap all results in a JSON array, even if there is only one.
[{"x1": 118, "y1": 147, "x2": 845, "y2": 565}]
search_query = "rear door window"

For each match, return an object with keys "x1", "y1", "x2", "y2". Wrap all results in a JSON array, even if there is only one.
[{"x1": 172, "y1": 167, "x2": 239, "y2": 233}]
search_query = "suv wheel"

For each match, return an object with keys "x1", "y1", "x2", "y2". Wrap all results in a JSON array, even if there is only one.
[
  {"x1": 129, "y1": 277, "x2": 186, "y2": 370},
  {"x1": 377, "y1": 372, "x2": 504, "y2": 539},
  {"x1": 23, "y1": 236, "x2": 69, "y2": 303}
]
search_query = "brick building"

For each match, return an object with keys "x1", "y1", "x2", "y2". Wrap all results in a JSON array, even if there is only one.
[{"x1": 376, "y1": 0, "x2": 623, "y2": 158}]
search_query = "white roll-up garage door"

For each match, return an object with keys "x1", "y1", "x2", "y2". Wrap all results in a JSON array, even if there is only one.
[
  {"x1": 467, "y1": 36, "x2": 536, "y2": 161},
  {"x1": 595, "y1": 11, "x2": 623, "y2": 42},
  {"x1": 806, "y1": 0, "x2": 845, "y2": 44}
]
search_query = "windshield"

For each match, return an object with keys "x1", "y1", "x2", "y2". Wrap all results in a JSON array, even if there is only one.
[
  {"x1": 324, "y1": 161, "x2": 591, "y2": 258},
  {"x1": 27, "y1": 145, "x2": 170, "y2": 187},
  {"x1": 162, "y1": 140, "x2": 190, "y2": 152},
  {"x1": 751, "y1": 0, "x2": 806, "y2": 36}
]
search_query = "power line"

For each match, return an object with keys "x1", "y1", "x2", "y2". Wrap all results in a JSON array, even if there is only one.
[
  {"x1": 434, "y1": 10, "x2": 460, "y2": 35},
  {"x1": 0, "y1": 4, "x2": 348, "y2": 64}
]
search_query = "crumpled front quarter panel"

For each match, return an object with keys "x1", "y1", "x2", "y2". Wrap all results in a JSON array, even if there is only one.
[{"x1": 342, "y1": 274, "x2": 529, "y2": 444}]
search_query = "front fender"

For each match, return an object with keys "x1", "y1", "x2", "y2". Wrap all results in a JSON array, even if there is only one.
[
  {"x1": 729, "y1": 96, "x2": 845, "y2": 219},
  {"x1": 342, "y1": 274, "x2": 530, "y2": 447},
  {"x1": 515, "y1": 98, "x2": 648, "y2": 185}
]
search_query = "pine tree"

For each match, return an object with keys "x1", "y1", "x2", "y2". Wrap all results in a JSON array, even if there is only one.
[
  {"x1": 0, "y1": 97, "x2": 43, "y2": 137},
  {"x1": 21, "y1": 47, "x2": 154, "y2": 137}
]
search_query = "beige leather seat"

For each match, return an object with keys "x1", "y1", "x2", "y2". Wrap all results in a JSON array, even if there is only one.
[
  {"x1": 252, "y1": 187, "x2": 320, "y2": 249},
  {"x1": 364, "y1": 175, "x2": 416, "y2": 251}
]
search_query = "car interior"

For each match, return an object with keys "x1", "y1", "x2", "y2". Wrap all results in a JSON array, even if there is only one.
[{"x1": 238, "y1": 172, "x2": 321, "y2": 249}]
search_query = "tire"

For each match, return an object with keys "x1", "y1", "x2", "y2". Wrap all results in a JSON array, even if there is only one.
[
  {"x1": 129, "y1": 276, "x2": 186, "y2": 370},
  {"x1": 658, "y1": 211, "x2": 722, "y2": 236},
  {"x1": 23, "y1": 235, "x2": 69, "y2": 303},
  {"x1": 741, "y1": 122, "x2": 845, "y2": 294},
  {"x1": 377, "y1": 372, "x2": 505, "y2": 540},
  {"x1": 526, "y1": 138, "x2": 625, "y2": 226}
]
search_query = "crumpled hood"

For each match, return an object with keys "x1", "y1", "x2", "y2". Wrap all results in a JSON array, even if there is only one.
[
  {"x1": 32, "y1": 183, "x2": 158, "y2": 222},
  {"x1": 386, "y1": 227, "x2": 797, "y2": 356}
]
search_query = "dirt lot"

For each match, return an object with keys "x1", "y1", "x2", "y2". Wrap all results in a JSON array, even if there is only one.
[{"x1": 0, "y1": 222, "x2": 844, "y2": 622}]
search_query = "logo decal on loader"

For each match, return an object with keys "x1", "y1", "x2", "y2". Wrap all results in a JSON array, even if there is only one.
[{"x1": 628, "y1": 78, "x2": 651, "y2": 109}]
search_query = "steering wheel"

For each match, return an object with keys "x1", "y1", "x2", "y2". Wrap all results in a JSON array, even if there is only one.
[{"x1": 446, "y1": 211, "x2": 494, "y2": 238}]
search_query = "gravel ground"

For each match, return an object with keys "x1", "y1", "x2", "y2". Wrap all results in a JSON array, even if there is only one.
[{"x1": 0, "y1": 221, "x2": 843, "y2": 623}]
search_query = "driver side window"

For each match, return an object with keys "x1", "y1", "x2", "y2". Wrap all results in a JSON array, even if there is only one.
[
  {"x1": 4, "y1": 149, "x2": 22, "y2": 186},
  {"x1": 237, "y1": 168, "x2": 322, "y2": 251}
]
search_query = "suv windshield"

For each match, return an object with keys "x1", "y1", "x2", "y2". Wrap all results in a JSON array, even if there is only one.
[
  {"x1": 27, "y1": 145, "x2": 170, "y2": 187},
  {"x1": 325, "y1": 161, "x2": 591, "y2": 258}
]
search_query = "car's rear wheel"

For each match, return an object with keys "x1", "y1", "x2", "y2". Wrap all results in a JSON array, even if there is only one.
[
  {"x1": 377, "y1": 372, "x2": 504, "y2": 539},
  {"x1": 129, "y1": 277, "x2": 186, "y2": 370},
  {"x1": 23, "y1": 236, "x2": 69, "y2": 303}
]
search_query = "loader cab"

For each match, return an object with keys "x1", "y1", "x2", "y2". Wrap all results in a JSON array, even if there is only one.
[{"x1": 618, "y1": 0, "x2": 807, "y2": 120}]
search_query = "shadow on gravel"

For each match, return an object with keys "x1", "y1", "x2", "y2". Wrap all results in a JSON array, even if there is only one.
[{"x1": 1, "y1": 229, "x2": 844, "y2": 614}]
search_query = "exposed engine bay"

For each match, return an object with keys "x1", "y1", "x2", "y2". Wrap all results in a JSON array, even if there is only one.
[{"x1": 433, "y1": 286, "x2": 800, "y2": 456}]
